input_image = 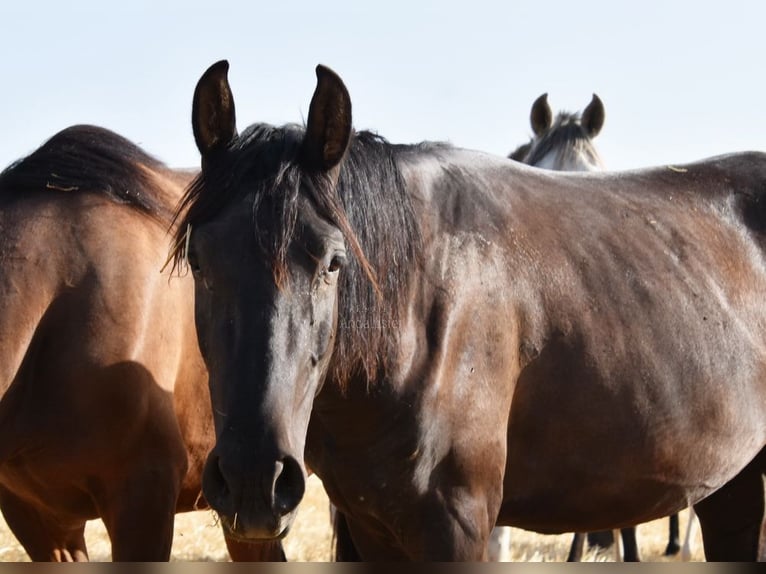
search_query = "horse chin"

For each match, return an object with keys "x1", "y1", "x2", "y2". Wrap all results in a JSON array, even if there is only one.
[{"x1": 220, "y1": 512, "x2": 294, "y2": 542}]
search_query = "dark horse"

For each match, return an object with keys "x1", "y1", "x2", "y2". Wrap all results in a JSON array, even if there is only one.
[
  {"x1": 510, "y1": 92, "x2": 689, "y2": 562},
  {"x1": 0, "y1": 125, "x2": 284, "y2": 561},
  {"x1": 173, "y1": 60, "x2": 766, "y2": 561}
]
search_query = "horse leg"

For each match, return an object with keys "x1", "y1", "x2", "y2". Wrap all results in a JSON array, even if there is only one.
[
  {"x1": 224, "y1": 535, "x2": 286, "y2": 561},
  {"x1": 0, "y1": 487, "x2": 88, "y2": 561},
  {"x1": 95, "y1": 469, "x2": 181, "y2": 561},
  {"x1": 332, "y1": 509, "x2": 362, "y2": 561},
  {"x1": 587, "y1": 530, "x2": 615, "y2": 549},
  {"x1": 620, "y1": 527, "x2": 640, "y2": 561},
  {"x1": 566, "y1": 532, "x2": 586, "y2": 561},
  {"x1": 681, "y1": 507, "x2": 699, "y2": 561},
  {"x1": 693, "y1": 451, "x2": 766, "y2": 561},
  {"x1": 570, "y1": 530, "x2": 622, "y2": 561},
  {"x1": 330, "y1": 510, "x2": 410, "y2": 561},
  {"x1": 664, "y1": 512, "x2": 681, "y2": 556},
  {"x1": 487, "y1": 526, "x2": 512, "y2": 561}
]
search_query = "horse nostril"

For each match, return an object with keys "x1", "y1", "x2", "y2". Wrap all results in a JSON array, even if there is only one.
[
  {"x1": 273, "y1": 456, "x2": 305, "y2": 516},
  {"x1": 202, "y1": 452, "x2": 231, "y2": 513}
]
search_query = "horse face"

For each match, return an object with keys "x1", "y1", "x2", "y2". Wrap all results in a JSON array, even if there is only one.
[
  {"x1": 521, "y1": 93, "x2": 606, "y2": 172},
  {"x1": 183, "y1": 61, "x2": 352, "y2": 541},
  {"x1": 187, "y1": 193, "x2": 344, "y2": 540}
]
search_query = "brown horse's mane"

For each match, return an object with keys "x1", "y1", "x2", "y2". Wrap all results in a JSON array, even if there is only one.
[
  {"x1": 0, "y1": 124, "x2": 176, "y2": 223},
  {"x1": 172, "y1": 123, "x2": 423, "y2": 383}
]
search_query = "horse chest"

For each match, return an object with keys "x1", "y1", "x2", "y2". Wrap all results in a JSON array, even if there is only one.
[{"x1": 308, "y1": 393, "x2": 443, "y2": 518}]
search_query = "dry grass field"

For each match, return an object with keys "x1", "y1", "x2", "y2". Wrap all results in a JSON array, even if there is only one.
[{"x1": 0, "y1": 474, "x2": 705, "y2": 562}]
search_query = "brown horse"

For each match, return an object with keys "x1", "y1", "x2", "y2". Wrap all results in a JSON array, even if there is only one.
[
  {"x1": 0, "y1": 125, "x2": 284, "y2": 561},
  {"x1": 174, "y1": 60, "x2": 766, "y2": 561}
]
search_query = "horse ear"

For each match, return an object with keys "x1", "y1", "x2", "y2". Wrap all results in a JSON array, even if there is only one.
[
  {"x1": 192, "y1": 60, "x2": 237, "y2": 157},
  {"x1": 581, "y1": 93, "x2": 605, "y2": 138},
  {"x1": 530, "y1": 93, "x2": 552, "y2": 136},
  {"x1": 302, "y1": 64, "x2": 352, "y2": 172}
]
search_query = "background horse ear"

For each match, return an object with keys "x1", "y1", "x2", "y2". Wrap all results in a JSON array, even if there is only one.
[
  {"x1": 192, "y1": 60, "x2": 237, "y2": 157},
  {"x1": 302, "y1": 64, "x2": 352, "y2": 172},
  {"x1": 581, "y1": 93, "x2": 605, "y2": 138},
  {"x1": 530, "y1": 93, "x2": 552, "y2": 136}
]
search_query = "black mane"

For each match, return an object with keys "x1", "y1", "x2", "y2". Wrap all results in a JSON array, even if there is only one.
[
  {"x1": 0, "y1": 125, "x2": 171, "y2": 220},
  {"x1": 174, "y1": 125, "x2": 423, "y2": 383},
  {"x1": 523, "y1": 112, "x2": 601, "y2": 166}
]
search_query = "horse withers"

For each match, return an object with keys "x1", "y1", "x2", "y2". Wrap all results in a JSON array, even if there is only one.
[
  {"x1": 175, "y1": 60, "x2": 766, "y2": 561},
  {"x1": 0, "y1": 126, "x2": 284, "y2": 561}
]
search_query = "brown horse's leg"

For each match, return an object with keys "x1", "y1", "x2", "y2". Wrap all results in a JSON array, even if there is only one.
[
  {"x1": 694, "y1": 450, "x2": 766, "y2": 561},
  {"x1": 332, "y1": 512, "x2": 410, "y2": 561},
  {"x1": 0, "y1": 487, "x2": 88, "y2": 561},
  {"x1": 566, "y1": 532, "x2": 586, "y2": 561},
  {"x1": 96, "y1": 470, "x2": 181, "y2": 561},
  {"x1": 224, "y1": 535, "x2": 286, "y2": 561},
  {"x1": 332, "y1": 509, "x2": 361, "y2": 561}
]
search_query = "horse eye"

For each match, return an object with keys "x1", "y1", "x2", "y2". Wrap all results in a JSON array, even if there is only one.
[{"x1": 327, "y1": 254, "x2": 346, "y2": 273}]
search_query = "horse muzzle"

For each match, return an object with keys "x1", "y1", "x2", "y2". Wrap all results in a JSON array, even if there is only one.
[{"x1": 202, "y1": 450, "x2": 306, "y2": 540}]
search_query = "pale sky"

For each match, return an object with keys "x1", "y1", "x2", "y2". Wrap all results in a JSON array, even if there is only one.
[{"x1": 2, "y1": 1, "x2": 765, "y2": 172}]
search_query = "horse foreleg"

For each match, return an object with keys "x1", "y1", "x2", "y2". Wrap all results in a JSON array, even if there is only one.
[
  {"x1": 694, "y1": 450, "x2": 766, "y2": 561},
  {"x1": 331, "y1": 508, "x2": 362, "y2": 561},
  {"x1": 680, "y1": 507, "x2": 699, "y2": 561},
  {"x1": 566, "y1": 532, "x2": 586, "y2": 561},
  {"x1": 0, "y1": 486, "x2": 88, "y2": 561},
  {"x1": 333, "y1": 511, "x2": 410, "y2": 561},
  {"x1": 96, "y1": 470, "x2": 181, "y2": 561},
  {"x1": 487, "y1": 526, "x2": 512, "y2": 561}
]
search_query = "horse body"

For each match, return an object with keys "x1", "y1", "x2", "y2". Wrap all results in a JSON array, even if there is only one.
[
  {"x1": 317, "y1": 152, "x2": 766, "y2": 555},
  {"x1": 496, "y1": 160, "x2": 766, "y2": 530},
  {"x1": 181, "y1": 61, "x2": 766, "y2": 561},
  {"x1": 0, "y1": 126, "x2": 283, "y2": 561}
]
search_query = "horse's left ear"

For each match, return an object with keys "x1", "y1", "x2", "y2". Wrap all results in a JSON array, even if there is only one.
[
  {"x1": 302, "y1": 64, "x2": 352, "y2": 172},
  {"x1": 581, "y1": 94, "x2": 605, "y2": 138}
]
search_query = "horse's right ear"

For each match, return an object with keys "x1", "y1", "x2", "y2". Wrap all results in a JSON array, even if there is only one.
[
  {"x1": 192, "y1": 60, "x2": 237, "y2": 157},
  {"x1": 302, "y1": 64, "x2": 352, "y2": 173},
  {"x1": 530, "y1": 93, "x2": 552, "y2": 136}
]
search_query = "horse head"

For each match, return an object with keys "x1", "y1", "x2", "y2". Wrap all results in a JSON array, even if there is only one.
[
  {"x1": 173, "y1": 61, "x2": 357, "y2": 541},
  {"x1": 512, "y1": 92, "x2": 605, "y2": 171}
]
